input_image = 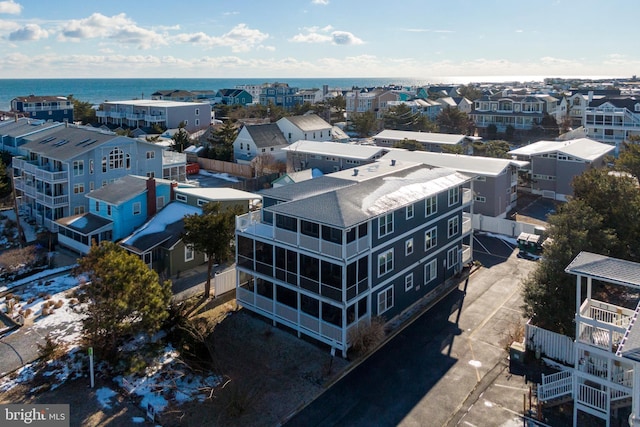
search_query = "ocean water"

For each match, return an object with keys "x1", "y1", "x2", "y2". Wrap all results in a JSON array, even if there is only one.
[
  {"x1": 0, "y1": 77, "x2": 424, "y2": 111},
  {"x1": 0, "y1": 75, "x2": 564, "y2": 112}
]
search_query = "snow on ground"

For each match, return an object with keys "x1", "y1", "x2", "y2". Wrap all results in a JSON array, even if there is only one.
[
  {"x1": 0, "y1": 264, "x2": 76, "y2": 293},
  {"x1": 0, "y1": 268, "x2": 223, "y2": 418},
  {"x1": 96, "y1": 387, "x2": 118, "y2": 409},
  {"x1": 195, "y1": 170, "x2": 240, "y2": 183}
]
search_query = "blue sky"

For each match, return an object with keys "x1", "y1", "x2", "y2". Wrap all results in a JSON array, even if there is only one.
[{"x1": 0, "y1": 0, "x2": 638, "y2": 80}]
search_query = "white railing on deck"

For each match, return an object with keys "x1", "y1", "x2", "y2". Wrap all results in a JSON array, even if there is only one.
[
  {"x1": 578, "y1": 383, "x2": 607, "y2": 412},
  {"x1": 538, "y1": 370, "x2": 573, "y2": 402}
]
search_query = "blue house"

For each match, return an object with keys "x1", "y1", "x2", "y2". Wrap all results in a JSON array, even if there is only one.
[
  {"x1": 214, "y1": 89, "x2": 253, "y2": 106},
  {"x1": 56, "y1": 175, "x2": 175, "y2": 254},
  {"x1": 11, "y1": 95, "x2": 74, "y2": 123}
]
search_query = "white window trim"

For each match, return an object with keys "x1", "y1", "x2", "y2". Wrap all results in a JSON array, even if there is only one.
[
  {"x1": 405, "y1": 273, "x2": 414, "y2": 291},
  {"x1": 406, "y1": 204, "x2": 414, "y2": 220},
  {"x1": 133, "y1": 202, "x2": 141, "y2": 215},
  {"x1": 425, "y1": 227, "x2": 437, "y2": 251},
  {"x1": 447, "y1": 247, "x2": 458, "y2": 269},
  {"x1": 447, "y1": 216, "x2": 459, "y2": 238},
  {"x1": 378, "y1": 285, "x2": 394, "y2": 315},
  {"x1": 448, "y1": 188, "x2": 459, "y2": 206},
  {"x1": 425, "y1": 196, "x2": 437, "y2": 217},
  {"x1": 378, "y1": 213, "x2": 394, "y2": 238},
  {"x1": 185, "y1": 245, "x2": 195, "y2": 262},
  {"x1": 176, "y1": 194, "x2": 187, "y2": 203},
  {"x1": 378, "y1": 249, "x2": 394, "y2": 277},
  {"x1": 405, "y1": 238, "x2": 414, "y2": 256},
  {"x1": 425, "y1": 259, "x2": 437, "y2": 284}
]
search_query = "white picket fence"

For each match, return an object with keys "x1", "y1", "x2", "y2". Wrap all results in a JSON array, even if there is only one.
[
  {"x1": 472, "y1": 214, "x2": 539, "y2": 237},
  {"x1": 214, "y1": 268, "x2": 237, "y2": 298},
  {"x1": 526, "y1": 321, "x2": 575, "y2": 366}
]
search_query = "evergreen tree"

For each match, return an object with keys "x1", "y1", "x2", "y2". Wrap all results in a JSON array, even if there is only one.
[
  {"x1": 521, "y1": 169, "x2": 640, "y2": 334},
  {"x1": 349, "y1": 111, "x2": 378, "y2": 137},
  {"x1": 171, "y1": 121, "x2": 191, "y2": 153},
  {"x1": 207, "y1": 120, "x2": 238, "y2": 161},
  {"x1": 75, "y1": 241, "x2": 172, "y2": 359},
  {"x1": 392, "y1": 139, "x2": 424, "y2": 151},
  {"x1": 182, "y1": 202, "x2": 243, "y2": 298},
  {"x1": 616, "y1": 139, "x2": 640, "y2": 180},
  {"x1": 436, "y1": 106, "x2": 474, "y2": 134}
]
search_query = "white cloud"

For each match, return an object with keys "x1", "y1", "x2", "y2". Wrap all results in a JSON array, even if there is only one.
[
  {"x1": 312, "y1": 0, "x2": 330, "y2": 5},
  {"x1": 8, "y1": 23, "x2": 47, "y2": 41},
  {"x1": 0, "y1": 0, "x2": 21, "y2": 15},
  {"x1": 58, "y1": 13, "x2": 166, "y2": 49},
  {"x1": 290, "y1": 27, "x2": 363, "y2": 45},
  {"x1": 173, "y1": 23, "x2": 268, "y2": 52},
  {"x1": 0, "y1": 18, "x2": 19, "y2": 32}
]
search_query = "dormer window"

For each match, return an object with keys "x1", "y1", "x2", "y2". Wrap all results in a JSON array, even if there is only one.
[{"x1": 635, "y1": 103, "x2": 640, "y2": 112}]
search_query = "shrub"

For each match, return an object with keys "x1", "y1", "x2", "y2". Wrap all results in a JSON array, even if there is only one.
[
  {"x1": 53, "y1": 300, "x2": 64, "y2": 309},
  {"x1": 347, "y1": 317, "x2": 386, "y2": 358},
  {"x1": 37, "y1": 334, "x2": 67, "y2": 361}
]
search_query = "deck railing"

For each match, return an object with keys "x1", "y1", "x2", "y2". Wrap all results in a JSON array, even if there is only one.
[{"x1": 538, "y1": 370, "x2": 572, "y2": 402}]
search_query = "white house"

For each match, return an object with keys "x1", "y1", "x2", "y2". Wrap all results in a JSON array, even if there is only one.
[{"x1": 276, "y1": 114, "x2": 333, "y2": 144}]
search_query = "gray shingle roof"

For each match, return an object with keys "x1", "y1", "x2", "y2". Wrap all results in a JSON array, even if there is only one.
[
  {"x1": 19, "y1": 125, "x2": 121, "y2": 161},
  {"x1": 280, "y1": 114, "x2": 331, "y2": 132},
  {"x1": 245, "y1": 123, "x2": 288, "y2": 148},
  {"x1": 259, "y1": 176, "x2": 354, "y2": 202},
  {"x1": 565, "y1": 251, "x2": 640, "y2": 288},
  {"x1": 267, "y1": 165, "x2": 471, "y2": 228},
  {"x1": 87, "y1": 175, "x2": 148, "y2": 205},
  {"x1": 55, "y1": 212, "x2": 112, "y2": 234}
]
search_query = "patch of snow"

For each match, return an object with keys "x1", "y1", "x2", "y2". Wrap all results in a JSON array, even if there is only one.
[
  {"x1": 96, "y1": 387, "x2": 118, "y2": 409},
  {"x1": 131, "y1": 417, "x2": 145, "y2": 423},
  {"x1": 0, "y1": 363, "x2": 36, "y2": 391},
  {"x1": 197, "y1": 170, "x2": 240, "y2": 183},
  {"x1": 0, "y1": 264, "x2": 76, "y2": 293},
  {"x1": 120, "y1": 202, "x2": 201, "y2": 245}
]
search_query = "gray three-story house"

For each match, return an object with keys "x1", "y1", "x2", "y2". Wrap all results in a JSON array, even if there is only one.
[{"x1": 235, "y1": 160, "x2": 474, "y2": 357}]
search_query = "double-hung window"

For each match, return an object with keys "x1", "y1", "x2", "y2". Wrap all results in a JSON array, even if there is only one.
[
  {"x1": 448, "y1": 188, "x2": 459, "y2": 206},
  {"x1": 378, "y1": 213, "x2": 393, "y2": 238},
  {"x1": 425, "y1": 227, "x2": 437, "y2": 251},
  {"x1": 378, "y1": 286, "x2": 394, "y2": 315},
  {"x1": 425, "y1": 196, "x2": 437, "y2": 217},
  {"x1": 447, "y1": 217, "x2": 459, "y2": 238},
  {"x1": 425, "y1": 259, "x2": 437, "y2": 283},
  {"x1": 378, "y1": 249, "x2": 394, "y2": 276}
]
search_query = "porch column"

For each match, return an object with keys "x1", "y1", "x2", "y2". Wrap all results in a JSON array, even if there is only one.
[{"x1": 631, "y1": 363, "x2": 640, "y2": 426}]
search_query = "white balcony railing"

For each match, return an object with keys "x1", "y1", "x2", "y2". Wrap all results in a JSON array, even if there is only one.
[
  {"x1": 462, "y1": 214, "x2": 472, "y2": 235},
  {"x1": 462, "y1": 188, "x2": 472, "y2": 205},
  {"x1": 538, "y1": 370, "x2": 572, "y2": 402},
  {"x1": 461, "y1": 245, "x2": 472, "y2": 264},
  {"x1": 145, "y1": 114, "x2": 166, "y2": 122},
  {"x1": 95, "y1": 111, "x2": 107, "y2": 118},
  {"x1": 109, "y1": 111, "x2": 125, "y2": 119},
  {"x1": 22, "y1": 104, "x2": 71, "y2": 112},
  {"x1": 580, "y1": 299, "x2": 634, "y2": 329},
  {"x1": 578, "y1": 383, "x2": 607, "y2": 413}
]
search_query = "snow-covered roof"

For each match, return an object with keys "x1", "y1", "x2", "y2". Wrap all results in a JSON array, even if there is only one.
[
  {"x1": 120, "y1": 202, "x2": 201, "y2": 251},
  {"x1": 508, "y1": 138, "x2": 614, "y2": 161},
  {"x1": 373, "y1": 130, "x2": 470, "y2": 145},
  {"x1": 283, "y1": 140, "x2": 387, "y2": 160},
  {"x1": 174, "y1": 187, "x2": 261, "y2": 202},
  {"x1": 382, "y1": 149, "x2": 529, "y2": 177}
]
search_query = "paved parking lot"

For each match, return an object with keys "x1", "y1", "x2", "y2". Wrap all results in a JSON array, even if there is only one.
[{"x1": 287, "y1": 234, "x2": 541, "y2": 427}]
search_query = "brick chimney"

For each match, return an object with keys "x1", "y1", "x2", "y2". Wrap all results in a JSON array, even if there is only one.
[
  {"x1": 170, "y1": 181, "x2": 178, "y2": 201},
  {"x1": 146, "y1": 177, "x2": 157, "y2": 218}
]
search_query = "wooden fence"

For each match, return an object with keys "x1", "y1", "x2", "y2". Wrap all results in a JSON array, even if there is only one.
[
  {"x1": 196, "y1": 158, "x2": 254, "y2": 178},
  {"x1": 525, "y1": 320, "x2": 575, "y2": 366}
]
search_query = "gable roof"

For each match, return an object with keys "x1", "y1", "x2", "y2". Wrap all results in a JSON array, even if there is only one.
[
  {"x1": 120, "y1": 202, "x2": 201, "y2": 253},
  {"x1": 245, "y1": 123, "x2": 288, "y2": 148},
  {"x1": 279, "y1": 114, "x2": 332, "y2": 131},
  {"x1": 87, "y1": 175, "x2": 149, "y2": 205},
  {"x1": 508, "y1": 138, "x2": 614, "y2": 161},
  {"x1": 0, "y1": 117, "x2": 64, "y2": 137}
]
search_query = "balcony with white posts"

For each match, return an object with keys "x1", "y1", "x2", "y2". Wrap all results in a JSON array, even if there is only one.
[
  {"x1": 236, "y1": 210, "x2": 369, "y2": 261},
  {"x1": 577, "y1": 298, "x2": 635, "y2": 352}
]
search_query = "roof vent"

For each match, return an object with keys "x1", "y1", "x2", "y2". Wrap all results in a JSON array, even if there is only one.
[
  {"x1": 391, "y1": 159, "x2": 396, "y2": 166},
  {"x1": 353, "y1": 168, "x2": 359, "y2": 176}
]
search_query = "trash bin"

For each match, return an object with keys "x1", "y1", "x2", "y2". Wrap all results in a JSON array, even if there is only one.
[{"x1": 509, "y1": 341, "x2": 526, "y2": 374}]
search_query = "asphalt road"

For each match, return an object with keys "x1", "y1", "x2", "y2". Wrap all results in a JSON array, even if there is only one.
[{"x1": 285, "y1": 236, "x2": 537, "y2": 427}]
